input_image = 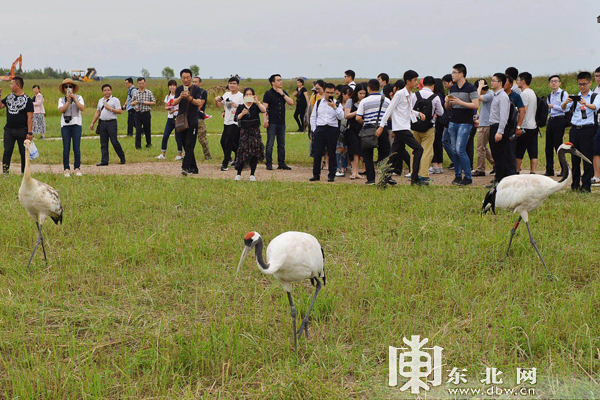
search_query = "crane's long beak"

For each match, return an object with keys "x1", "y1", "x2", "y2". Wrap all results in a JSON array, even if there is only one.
[
  {"x1": 573, "y1": 149, "x2": 592, "y2": 164},
  {"x1": 236, "y1": 246, "x2": 251, "y2": 273}
]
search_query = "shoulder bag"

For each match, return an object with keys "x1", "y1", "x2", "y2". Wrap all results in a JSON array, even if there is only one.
[
  {"x1": 359, "y1": 97, "x2": 385, "y2": 150},
  {"x1": 175, "y1": 89, "x2": 192, "y2": 133}
]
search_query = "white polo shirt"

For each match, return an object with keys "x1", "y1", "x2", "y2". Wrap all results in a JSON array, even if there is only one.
[{"x1": 97, "y1": 96, "x2": 121, "y2": 121}]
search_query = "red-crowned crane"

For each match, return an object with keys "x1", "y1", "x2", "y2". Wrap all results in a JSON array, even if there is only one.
[
  {"x1": 482, "y1": 142, "x2": 591, "y2": 278},
  {"x1": 237, "y1": 231, "x2": 325, "y2": 351},
  {"x1": 18, "y1": 139, "x2": 63, "y2": 268}
]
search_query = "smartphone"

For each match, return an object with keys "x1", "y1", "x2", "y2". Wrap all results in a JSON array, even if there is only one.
[
  {"x1": 447, "y1": 94, "x2": 456, "y2": 99},
  {"x1": 243, "y1": 96, "x2": 254, "y2": 103},
  {"x1": 569, "y1": 95, "x2": 581, "y2": 102},
  {"x1": 67, "y1": 88, "x2": 73, "y2": 96},
  {"x1": 183, "y1": 86, "x2": 189, "y2": 93}
]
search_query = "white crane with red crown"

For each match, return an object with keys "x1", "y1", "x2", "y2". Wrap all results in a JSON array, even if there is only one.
[
  {"x1": 237, "y1": 231, "x2": 325, "y2": 351},
  {"x1": 18, "y1": 139, "x2": 63, "y2": 268},
  {"x1": 482, "y1": 142, "x2": 591, "y2": 279}
]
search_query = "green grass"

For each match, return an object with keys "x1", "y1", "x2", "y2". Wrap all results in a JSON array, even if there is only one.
[{"x1": 0, "y1": 174, "x2": 599, "y2": 398}]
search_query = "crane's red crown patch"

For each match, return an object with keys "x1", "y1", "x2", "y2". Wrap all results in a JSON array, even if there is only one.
[{"x1": 245, "y1": 232, "x2": 255, "y2": 240}]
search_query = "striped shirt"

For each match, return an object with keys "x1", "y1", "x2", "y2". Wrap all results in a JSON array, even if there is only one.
[{"x1": 356, "y1": 93, "x2": 390, "y2": 126}]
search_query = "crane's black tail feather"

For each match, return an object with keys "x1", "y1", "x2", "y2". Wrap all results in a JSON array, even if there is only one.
[
  {"x1": 482, "y1": 186, "x2": 496, "y2": 216},
  {"x1": 320, "y1": 246, "x2": 326, "y2": 286}
]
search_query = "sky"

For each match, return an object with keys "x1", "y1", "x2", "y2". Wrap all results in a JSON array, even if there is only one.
[{"x1": 2, "y1": 0, "x2": 599, "y2": 80}]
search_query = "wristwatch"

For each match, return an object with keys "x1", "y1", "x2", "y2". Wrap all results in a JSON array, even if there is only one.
[{"x1": 516, "y1": 126, "x2": 521, "y2": 130}]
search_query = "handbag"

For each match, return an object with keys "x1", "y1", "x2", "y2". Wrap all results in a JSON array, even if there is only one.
[
  {"x1": 359, "y1": 96, "x2": 385, "y2": 150},
  {"x1": 175, "y1": 89, "x2": 192, "y2": 133}
]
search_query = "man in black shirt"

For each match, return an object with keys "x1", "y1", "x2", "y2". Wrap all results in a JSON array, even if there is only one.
[
  {"x1": 173, "y1": 69, "x2": 204, "y2": 175},
  {"x1": 1, "y1": 76, "x2": 33, "y2": 174},
  {"x1": 263, "y1": 74, "x2": 294, "y2": 170},
  {"x1": 293, "y1": 78, "x2": 308, "y2": 132}
]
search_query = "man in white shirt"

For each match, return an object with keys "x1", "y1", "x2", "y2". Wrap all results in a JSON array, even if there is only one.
[
  {"x1": 377, "y1": 70, "x2": 427, "y2": 186},
  {"x1": 215, "y1": 77, "x2": 244, "y2": 171},
  {"x1": 516, "y1": 72, "x2": 539, "y2": 173},
  {"x1": 592, "y1": 67, "x2": 600, "y2": 185},
  {"x1": 344, "y1": 70, "x2": 356, "y2": 90},
  {"x1": 90, "y1": 84, "x2": 125, "y2": 166},
  {"x1": 309, "y1": 82, "x2": 344, "y2": 182},
  {"x1": 545, "y1": 75, "x2": 569, "y2": 177},
  {"x1": 411, "y1": 76, "x2": 444, "y2": 179}
]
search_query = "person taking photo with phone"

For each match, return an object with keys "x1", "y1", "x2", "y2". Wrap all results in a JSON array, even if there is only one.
[
  {"x1": 58, "y1": 78, "x2": 85, "y2": 176},
  {"x1": 233, "y1": 88, "x2": 267, "y2": 181}
]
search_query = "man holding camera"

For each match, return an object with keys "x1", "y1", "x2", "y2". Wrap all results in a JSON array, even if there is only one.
[
  {"x1": 562, "y1": 71, "x2": 600, "y2": 192},
  {"x1": 173, "y1": 69, "x2": 204, "y2": 175},
  {"x1": 309, "y1": 83, "x2": 344, "y2": 182},
  {"x1": 263, "y1": 74, "x2": 294, "y2": 170},
  {"x1": 0, "y1": 76, "x2": 33, "y2": 175},
  {"x1": 192, "y1": 76, "x2": 211, "y2": 160},
  {"x1": 131, "y1": 77, "x2": 156, "y2": 149},
  {"x1": 215, "y1": 76, "x2": 243, "y2": 171}
]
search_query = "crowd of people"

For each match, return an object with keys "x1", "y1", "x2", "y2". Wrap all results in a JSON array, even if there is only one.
[{"x1": 2, "y1": 65, "x2": 600, "y2": 190}]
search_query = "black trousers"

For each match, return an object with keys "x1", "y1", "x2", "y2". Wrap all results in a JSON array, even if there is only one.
[
  {"x1": 99, "y1": 120, "x2": 125, "y2": 164},
  {"x1": 134, "y1": 111, "x2": 152, "y2": 148},
  {"x1": 3, "y1": 127, "x2": 26, "y2": 173},
  {"x1": 312, "y1": 125, "x2": 339, "y2": 179},
  {"x1": 294, "y1": 105, "x2": 307, "y2": 131},
  {"x1": 221, "y1": 124, "x2": 241, "y2": 167},
  {"x1": 467, "y1": 124, "x2": 476, "y2": 171},
  {"x1": 180, "y1": 124, "x2": 199, "y2": 174},
  {"x1": 391, "y1": 130, "x2": 423, "y2": 183},
  {"x1": 545, "y1": 116, "x2": 566, "y2": 174},
  {"x1": 488, "y1": 124, "x2": 512, "y2": 183},
  {"x1": 569, "y1": 125, "x2": 595, "y2": 191},
  {"x1": 127, "y1": 109, "x2": 135, "y2": 136},
  {"x1": 362, "y1": 129, "x2": 392, "y2": 182},
  {"x1": 433, "y1": 120, "x2": 444, "y2": 164}
]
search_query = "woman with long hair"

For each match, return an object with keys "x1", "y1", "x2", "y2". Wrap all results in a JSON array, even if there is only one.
[
  {"x1": 344, "y1": 84, "x2": 366, "y2": 179},
  {"x1": 430, "y1": 78, "x2": 447, "y2": 174},
  {"x1": 32, "y1": 85, "x2": 46, "y2": 139}
]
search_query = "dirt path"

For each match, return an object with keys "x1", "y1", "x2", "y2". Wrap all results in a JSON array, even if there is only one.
[{"x1": 10, "y1": 161, "x2": 546, "y2": 187}]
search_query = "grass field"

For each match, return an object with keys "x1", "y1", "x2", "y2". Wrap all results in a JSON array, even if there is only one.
[
  {"x1": 1, "y1": 173, "x2": 599, "y2": 398},
  {"x1": 1, "y1": 73, "x2": 599, "y2": 398}
]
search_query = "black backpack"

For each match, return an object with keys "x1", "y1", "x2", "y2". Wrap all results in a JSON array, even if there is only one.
[
  {"x1": 548, "y1": 91, "x2": 573, "y2": 127},
  {"x1": 535, "y1": 95, "x2": 549, "y2": 128},
  {"x1": 411, "y1": 92, "x2": 435, "y2": 132},
  {"x1": 505, "y1": 97, "x2": 519, "y2": 137}
]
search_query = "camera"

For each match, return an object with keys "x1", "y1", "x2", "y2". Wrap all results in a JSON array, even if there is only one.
[{"x1": 64, "y1": 116, "x2": 72, "y2": 123}]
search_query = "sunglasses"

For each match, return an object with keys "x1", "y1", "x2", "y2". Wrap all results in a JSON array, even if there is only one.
[{"x1": 64, "y1": 85, "x2": 73, "y2": 88}]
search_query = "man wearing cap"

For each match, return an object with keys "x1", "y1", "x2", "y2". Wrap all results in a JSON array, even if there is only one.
[{"x1": 58, "y1": 78, "x2": 85, "y2": 177}]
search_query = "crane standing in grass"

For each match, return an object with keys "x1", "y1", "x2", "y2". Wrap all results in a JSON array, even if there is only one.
[
  {"x1": 237, "y1": 231, "x2": 325, "y2": 351},
  {"x1": 18, "y1": 139, "x2": 63, "y2": 268},
  {"x1": 482, "y1": 143, "x2": 591, "y2": 276}
]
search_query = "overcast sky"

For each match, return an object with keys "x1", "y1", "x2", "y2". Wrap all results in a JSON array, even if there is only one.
[{"x1": 2, "y1": 0, "x2": 599, "y2": 79}]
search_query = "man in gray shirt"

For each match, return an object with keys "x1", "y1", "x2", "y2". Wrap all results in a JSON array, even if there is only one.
[
  {"x1": 474, "y1": 79, "x2": 495, "y2": 176},
  {"x1": 488, "y1": 73, "x2": 511, "y2": 183}
]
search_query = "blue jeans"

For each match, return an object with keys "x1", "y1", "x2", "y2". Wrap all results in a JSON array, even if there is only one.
[
  {"x1": 448, "y1": 122, "x2": 473, "y2": 179},
  {"x1": 336, "y1": 138, "x2": 348, "y2": 170},
  {"x1": 442, "y1": 127, "x2": 455, "y2": 165},
  {"x1": 266, "y1": 123, "x2": 286, "y2": 166},
  {"x1": 61, "y1": 124, "x2": 82, "y2": 170},
  {"x1": 161, "y1": 118, "x2": 182, "y2": 153}
]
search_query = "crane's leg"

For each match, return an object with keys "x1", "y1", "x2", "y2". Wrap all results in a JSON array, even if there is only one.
[
  {"x1": 26, "y1": 227, "x2": 42, "y2": 269},
  {"x1": 297, "y1": 278, "x2": 322, "y2": 340},
  {"x1": 287, "y1": 292, "x2": 297, "y2": 352},
  {"x1": 37, "y1": 223, "x2": 47, "y2": 264},
  {"x1": 525, "y1": 221, "x2": 554, "y2": 280},
  {"x1": 504, "y1": 216, "x2": 522, "y2": 260}
]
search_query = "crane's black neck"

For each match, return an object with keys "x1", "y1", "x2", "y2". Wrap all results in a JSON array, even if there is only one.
[
  {"x1": 254, "y1": 237, "x2": 269, "y2": 270},
  {"x1": 557, "y1": 148, "x2": 570, "y2": 183}
]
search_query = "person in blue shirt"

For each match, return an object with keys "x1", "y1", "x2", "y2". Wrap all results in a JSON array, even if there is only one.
[
  {"x1": 124, "y1": 78, "x2": 137, "y2": 137},
  {"x1": 562, "y1": 71, "x2": 600, "y2": 192}
]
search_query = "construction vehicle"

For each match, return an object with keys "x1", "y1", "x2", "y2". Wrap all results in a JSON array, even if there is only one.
[
  {"x1": 0, "y1": 55, "x2": 23, "y2": 81},
  {"x1": 71, "y1": 67, "x2": 102, "y2": 82}
]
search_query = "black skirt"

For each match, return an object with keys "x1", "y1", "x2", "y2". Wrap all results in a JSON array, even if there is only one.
[
  {"x1": 236, "y1": 126, "x2": 264, "y2": 166},
  {"x1": 345, "y1": 127, "x2": 361, "y2": 158}
]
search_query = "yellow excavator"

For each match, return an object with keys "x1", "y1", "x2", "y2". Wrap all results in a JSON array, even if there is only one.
[{"x1": 71, "y1": 67, "x2": 101, "y2": 82}]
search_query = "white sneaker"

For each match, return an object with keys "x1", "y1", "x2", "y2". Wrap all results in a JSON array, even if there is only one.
[
  {"x1": 64, "y1": 170, "x2": 71, "y2": 177},
  {"x1": 156, "y1": 154, "x2": 166, "y2": 160},
  {"x1": 175, "y1": 155, "x2": 182, "y2": 161},
  {"x1": 335, "y1": 170, "x2": 344, "y2": 177},
  {"x1": 74, "y1": 169, "x2": 82, "y2": 177},
  {"x1": 249, "y1": 175, "x2": 256, "y2": 181},
  {"x1": 592, "y1": 177, "x2": 600, "y2": 186},
  {"x1": 405, "y1": 172, "x2": 412, "y2": 178},
  {"x1": 235, "y1": 175, "x2": 242, "y2": 181},
  {"x1": 428, "y1": 166, "x2": 435, "y2": 173}
]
